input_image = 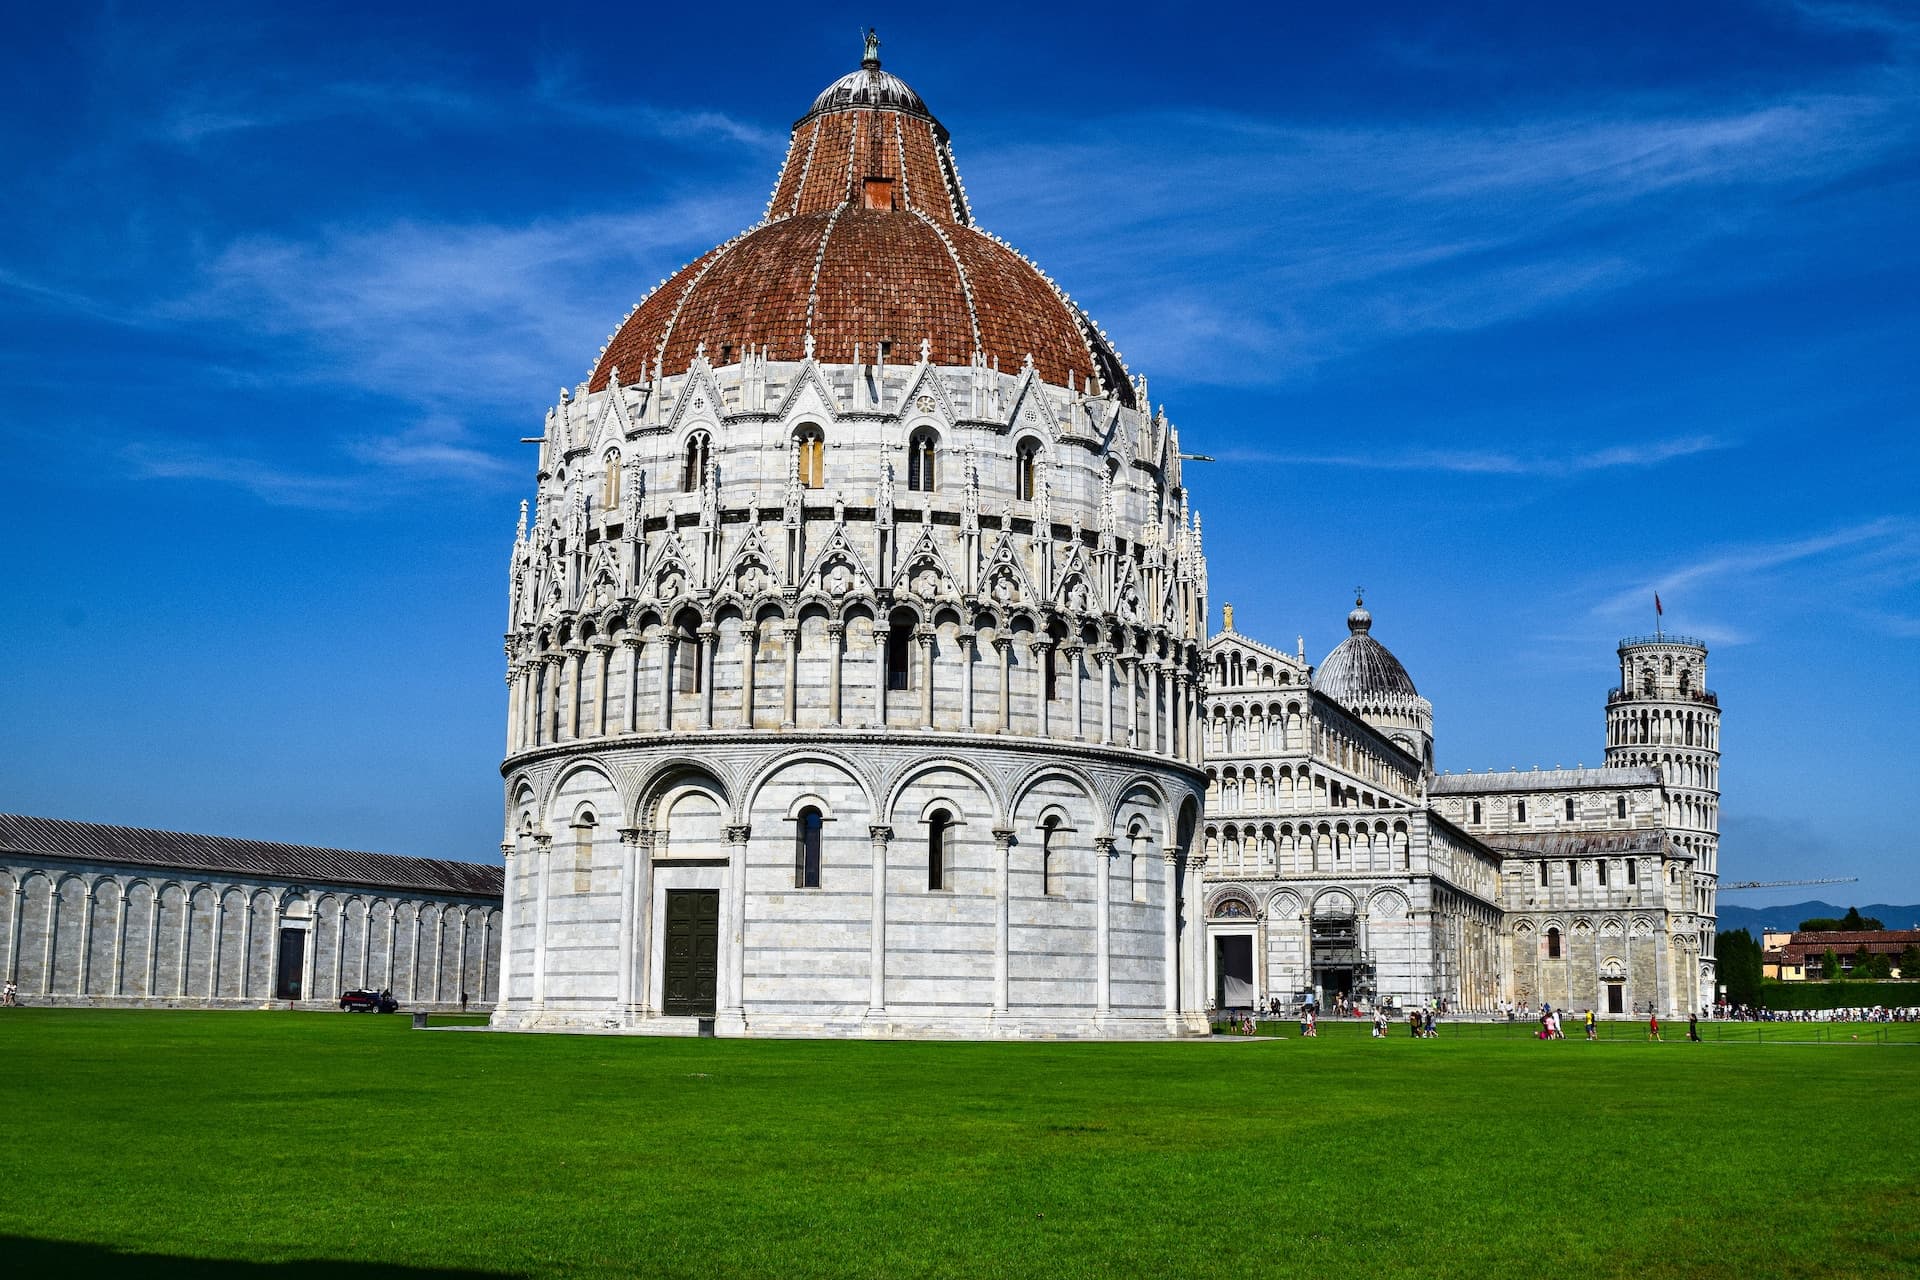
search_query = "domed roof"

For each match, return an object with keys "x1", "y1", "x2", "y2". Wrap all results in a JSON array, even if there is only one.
[
  {"x1": 1313, "y1": 597, "x2": 1421, "y2": 704},
  {"x1": 586, "y1": 37, "x2": 1132, "y2": 404}
]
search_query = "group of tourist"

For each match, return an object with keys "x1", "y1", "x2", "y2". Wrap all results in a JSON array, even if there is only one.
[{"x1": 1716, "y1": 1003, "x2": 1917, "y2": 1023}]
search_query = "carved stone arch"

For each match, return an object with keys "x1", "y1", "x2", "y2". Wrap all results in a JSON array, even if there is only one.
[
  {"x1": 1311, "y1": 887, "x2": 1356, "y2": 916},
  {"x1": 538, "y1": 756, "x2": 627, "y2": 826},
  {"x1": 631, "y1": 759, "x2": 735, "y2": 830},
  {"x1": 1267, "y1": 888, "x2": 1303, "y2": 918},
  {"x1": 1109, "y1": 773, "x2": 1173, "y2": 839},
  {"x1": 743, "y1": 749, "x2": 879, "y2": 825},
  {"x1": 1368, "y1": 888, "x2": 1411, "y2": 919},
  {"x1": 1007, "y1": 761, "x2": 1105, "y2": 837},
  {"x1": 1513, "y1": 918, "x2": 1537, "y2": 936},
  {"x1": 1206, "y1": 885, "x2": 1257, "y2": 919},
  {"x1": 883, "y1": 753, "x2": 1006, "y2": 830}
]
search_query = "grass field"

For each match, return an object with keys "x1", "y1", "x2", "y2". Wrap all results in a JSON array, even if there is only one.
[{"x1": 2, "y1": 1012, "x2": 1916, "y2": 1279}]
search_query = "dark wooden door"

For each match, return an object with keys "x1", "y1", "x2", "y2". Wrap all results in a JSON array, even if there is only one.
[
  {"x1": 663, "y1": 890, "x2": 719, "y2": 1017},
  {"x1": 275, "y1": 928, "x2": 305, "y2": 1000}
]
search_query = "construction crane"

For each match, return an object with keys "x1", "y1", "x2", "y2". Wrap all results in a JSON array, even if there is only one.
[{"x1": 1718, "y1": 877, "x2": 1857, "y2": 892}]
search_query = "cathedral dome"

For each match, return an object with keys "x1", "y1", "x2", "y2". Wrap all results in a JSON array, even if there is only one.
[
  {"x1": 586, "y1": 37, "x2": 1132, "y2": 403},
  {"x1": 1313, "y1": 597, "x2": 1420, "y2": 704}
]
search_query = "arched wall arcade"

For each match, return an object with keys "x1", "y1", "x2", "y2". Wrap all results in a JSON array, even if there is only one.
[{"x1": 0, "y1": 862, "x2": 499, "y2": 1010}]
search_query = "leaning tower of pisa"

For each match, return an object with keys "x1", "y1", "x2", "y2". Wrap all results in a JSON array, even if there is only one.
[{"x1": 1605, "y1": 633, "x2": 1720, "y2": 1002}]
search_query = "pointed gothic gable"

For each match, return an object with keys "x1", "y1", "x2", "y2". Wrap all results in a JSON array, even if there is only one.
[
  {"x1": 663, "y1": 361, "x2": 729, "y2": 437},
  {"x1": 895, "y1": 358, "x2": 959, "y2": 423},
  {"x1": 1051, "y1": 537, "x2": 1101, "y2": 616},
  {"x1": 772, "y1": 357, "x2": 843, "y2": 424},
  {"x1": 648, "y1": 529, "x2": 697, "y2": 601},
  {"x1": 718, "y1": 522, "x2": 779, "y2": 600},
  {"x1": 582, "y1": 544, "x2": 624, "y2": 612},
  {"x1": 980, "y1": 527, "x2": 1039, "y2": 610},
  {"x1": 800, "y1": 523, "x2": 878, "y2": 600},
  {"x1": 893, "y1": 523, "x2": 961, "y2": 602},
  {"x1": 1002, "y1": 365, "x2": 1063, "y2": 441},
  {"x1": 1111, "y1": 556, "x2": 1146, "y2": 624},
  {"x1": 590, "y1": 381, "x2": 634, "y2": 454}
]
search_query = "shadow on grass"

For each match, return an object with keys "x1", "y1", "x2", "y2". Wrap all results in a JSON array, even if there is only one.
[{"x1": 1, "y1": 1237, "x2": 524, "y2": 1277}]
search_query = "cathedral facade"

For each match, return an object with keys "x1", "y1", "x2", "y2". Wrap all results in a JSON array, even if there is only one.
[
  {"x1": 1202, "y1": 605, "x2": 1721, "y2": 1017},
  {"x1": 493, "y1": 39, "x2": 1210, "y2": 1038}
]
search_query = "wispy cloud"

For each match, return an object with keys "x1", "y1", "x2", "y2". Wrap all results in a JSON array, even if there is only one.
[
  {"x1": 1218, "y1": 434, "x2": 1729, "y2": 476},
  {"x1": 122, "y1": 442, "x2": 368, "y2": 510},
  {"x1": 970, "y1": 77, "x2": 1918, "y2": 383},
  {"x1": 1589, "y1": 517, "x2": 1920, "y2": 640},
  {"x1": 169, "y1": 196, "x2": 751, "y2": 404}
]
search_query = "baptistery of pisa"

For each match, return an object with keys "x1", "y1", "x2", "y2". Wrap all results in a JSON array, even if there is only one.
[{"x1": 493, "y1": 38, "x2": 1210, "y2": 1037}]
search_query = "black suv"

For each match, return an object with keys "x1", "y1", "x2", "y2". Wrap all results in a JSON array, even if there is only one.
[{"x1": 339, "y1": 988, "x2": 399, "y2": 1013}]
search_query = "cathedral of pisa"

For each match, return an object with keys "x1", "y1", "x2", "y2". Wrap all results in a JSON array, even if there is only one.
[{"x1": 491, "y1": 39, "x2": 1719, "y2": 1037}]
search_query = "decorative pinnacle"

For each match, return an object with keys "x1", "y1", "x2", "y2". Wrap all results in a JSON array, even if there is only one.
[{"x1": 862, "y1": 27, "x2": 881, "y2": 69}]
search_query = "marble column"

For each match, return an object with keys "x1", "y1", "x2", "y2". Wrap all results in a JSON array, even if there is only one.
[
  {"x1": 872, "y1": 626, "x2": 890, "y2": 729},
  {"x1": 616, "y1": 829, "x2": 640, "y2": 1017},
  {"x1": 826, "y1": 623, "x2": 845, "y2": 726},
  {"x1": 867, "y1": 825, "x2": 892, "y2": 1017},
  {"x1": 531, "y1": 835, "x2": 552, "y2": 1010},
  {"x1": 622, "y1": 637, "x2": 641, "y2": 734},
  {"x1": 657, "y1": 636, "x2": 674, "y2": 731},
  {"x1": 994, "y1": 637, "x2": 1013, "y2": 732},
  {"x1": 1065, "y1": 644, "x2": 1084, "y2": 740},
  {"x1": 722, "y1": 824, "x2": 751, "y2": 1030},
  {"x1": 1034, "y1": 642, "x2": 1054, "y2": 738},
  {"x1": 960, "y1": 631, "x2": 977, "y2": 730},
  {"x1": 1093, "y1": 837, "x2": 1114, "y2": 1016},
  {"x1": 1099, "y1": 647, "x2": 1115, "y2": 746},
  {"x1": 1163, "y1": 851, "x2": 1181, "y2": 1021},
  {"x1": 993, "y1": 827, "x2": 1014, "y2": 1015},
  {"x1": 783, "y1": 621, "x2": 800, "y2": 728},
  {"x1": 738, "y1": 620, "x2": 757, "y2": 729},
  {"x1": 918, "y1": 628, "x2": 935, "y2": 728},
  {"x1": 564, "y1": 646, "x2": 585, "y2": 740},
  {"x1": 699, "y1": 626, "x2": 718, "y2": 729},
  {"x1": 592, "y1": 641, "x2": 613, "y2": 737}
]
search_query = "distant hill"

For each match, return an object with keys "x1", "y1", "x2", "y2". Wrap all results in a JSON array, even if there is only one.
[{"x1": 1715, "y1": 901, "x2": 1920, "y2": 936}]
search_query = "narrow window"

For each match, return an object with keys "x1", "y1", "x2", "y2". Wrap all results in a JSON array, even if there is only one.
[
  {"x1": 1598, "y1": 860, "x2": 1609, "y2": 887},
  {"x1": 907, "y1": 428, "x2": 938, "y2": 492},
  {"x1": 1044, "y1": 644, "x2": 1059, "y2": 701},
  {"x1": 1546, "y1": 927, "x2": 1562, "y2": 959},
  {"x1": 1537, "y1": 860, "x2": 1548, "y2": 887},
  {"x1": 886, "y1": 625, "x2": 913, "y2": 691},
  {"x1": 1016, "y1": 439, "x2": 1040, "y2": 501},
  {"x1": 795, "y1": 807, "x2": 823, "y2": 888},
  {"x1": 573, "y1": 811, "x2": 596, "y2": 894},
  {"x1": 795, "y1": 425, "x2": 825, "y2": 489},
  {"x1": 1617, "y1": 795, "x2": 1627, "y2": 819},
  {"x1": 1041, "y1": 819, "x2": 1059, "y2": 896},
  {"x1": 682, "y1": 432, "x2": 710, "y2": 493},
  {"x1": 1626, "y1": 860, "x2": 1637, "y2": 885},
  {"x1": 1564, "y1": 797, "x2": 1575, "y2": 821},
  {"x1": 1471, "y1": 801, "x2": 1482, "y2": 824},
  {"x1": 927, "y1": 809, "x2": 951, "y2": 891},
  {"x1": 1129, "y1": 825, "x2": 1147, "y2": 902},
  {"x1": 602, "y1": 452, "x2": 622, "y2": 509},
  {"x1": 674, "y1": 627, "x2": 701, "y2": 694},
  {"x1": 1568, "y1": 859, "x2": 1579, "y2": 887},
  {"x1": 1516, "y1": 799, "x2": 1528, "y2": 823}
]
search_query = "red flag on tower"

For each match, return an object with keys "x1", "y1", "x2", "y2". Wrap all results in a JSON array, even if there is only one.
[{"x1": 1655, "y1": 592, "x2": 1663, "y2": 616}]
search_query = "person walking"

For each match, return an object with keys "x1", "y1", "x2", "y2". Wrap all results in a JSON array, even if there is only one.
[
  {"x1": 2, "y1": 979, "x2": 15, "y2": 1006},
  {"x1": 1648, "y1": 1009, "x2": 1662, "y2": 1041},
  {"x1": 1687, "y1": 1012, "x2": 1700, "y2": 1042},
  {"x1": 1585, "y1": 1009, "x2": 1596, "y2": 1041}
]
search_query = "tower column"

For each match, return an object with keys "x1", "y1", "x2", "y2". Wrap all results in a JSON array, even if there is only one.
[
  {"x1": 783, "y1": 621, "x2": 800, "y2": 728},
  {"x1": 1093, "y1": 837, "x2": 1114, "y2": 1016},
  {"x1": 826, "y1": 623, "x2": 845, "y2": 726},
  {"x1": 867, "y1": 825, "x2": 892, "y2": 1018}
]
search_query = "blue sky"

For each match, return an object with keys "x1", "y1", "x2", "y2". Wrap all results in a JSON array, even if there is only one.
[{"x1": 2, "y1": 2, "x2": 1915, "y2": 908}]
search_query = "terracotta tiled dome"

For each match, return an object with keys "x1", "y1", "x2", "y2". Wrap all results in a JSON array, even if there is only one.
[{"x1": 588, "y1": 41, "x2": 1132, "y2": 403}]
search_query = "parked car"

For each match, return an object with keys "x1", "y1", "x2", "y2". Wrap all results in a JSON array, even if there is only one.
[{"x1": 339, "y1": 988, "x2": 398, "y2": 1013}]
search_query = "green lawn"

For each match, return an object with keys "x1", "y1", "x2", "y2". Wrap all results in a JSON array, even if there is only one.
[{"x1": 2, "y1": 1012, "x2": 1915, "y2": 1279}]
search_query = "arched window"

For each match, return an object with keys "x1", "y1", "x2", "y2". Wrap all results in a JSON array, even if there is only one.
[
  {"x1": 1129, "y1": 824, "x2": 1146, "y2": 902},
  {"x1": 1626, "y1": 860, "x2": 1637, "y2": 885},
  {"x1": 795, "y1": 425, "x2": 825, "y2": 489},
  {"x1": 907, "y1": 428, "x2": 937, "y2": 492},
  {"x1": 1564, "y1": 797, "x2": 1575, "y2": 821},
  {"x1": 1015, "y1": 438, "x2": 1040, "y2": 502},
  {"x1": 602, "y1": 452, "x2": 622, "y2": 509},
  {"x1": 1471, "y1": 801, "x2": 1482, "y2": 824},
  {"x1": 1617, "y1": 795, "x2": 1627, "y2": 819},
  {"x1": 673, "y1": 623, "x2": 701, "y2": 694},
  {"x1": 1041, "y1": 817, "x2": 1060, "y2": 896},
  {"x1": 795, "y1": 807, "x2": 823, "y2": 888},
  {"x1": 572, "y1": 810, "x2": 596, "y2": 894},
  {"x1": 1568, "y1": 860, "x2": 1580, "y2": 887},
  {"x1": 1598, "y1": 860, "x2": 1610, "y2": 887},
  {"x1": 1516, "y1": 799, "x2": 1528, "y2": 823},
  {"x1": 682, "y1": 432, "x2": 710, "y2": 493},
  {"x1": 886, "y1": 622, "x2": 914, "y2": 691},
  {"x1": 1546, "y1": 927, "x2": 1562, "y2": 959},
  {"x1": 927, "y1": 809, "x2": 952, "y2": 891}
]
